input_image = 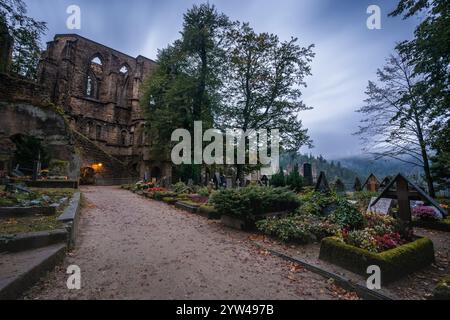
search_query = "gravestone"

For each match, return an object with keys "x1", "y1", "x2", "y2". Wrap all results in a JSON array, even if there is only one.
[
  {"x1": 226, "y1": 177, "x2": 233, "y2": 189},
  {"x1": 303, "y1": 163, "x2": 313, "y2": 186},
  {"x1": 367, "y1": 197, "x2": 392, "y2": 215},
  {"x1": 363, "y1": 174, "x2": 380, "y2": 192},
  {"x1": 261, "y1": 175, "x2": 269, "y2": 187},
  {"x1": 371, "y1": 174, "x2": 448, "y2": 226},
  {"x1": 315, "y1": 171, "x2": 330, "y2": 193},
  {"x1": 213, "y1": 172, "x2": 220, "y2": 189}
]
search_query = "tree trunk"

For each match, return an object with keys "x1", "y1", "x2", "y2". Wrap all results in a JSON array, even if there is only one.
[{"x1": 414, "y1": 113, "x2": 436, "y2": 197}]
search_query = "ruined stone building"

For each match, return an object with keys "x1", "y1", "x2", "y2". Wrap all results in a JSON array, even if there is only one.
[{"x1": 36, "y1": 34, "x2": 172, "y2": 183}]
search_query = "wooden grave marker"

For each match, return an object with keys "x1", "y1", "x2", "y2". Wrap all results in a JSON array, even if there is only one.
[{"x1": 371, "y1": 174, "x2": 447, "y2": 225}]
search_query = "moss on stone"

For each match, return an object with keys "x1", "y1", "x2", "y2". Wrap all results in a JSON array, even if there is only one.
[
  {"x1": 433, "y1": 275, "x2": 450, "y2": 300},
  {"x1": 319, "y1": 236, "x2": 435, "y2": 284}
]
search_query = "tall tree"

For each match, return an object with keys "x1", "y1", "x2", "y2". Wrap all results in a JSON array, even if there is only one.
[
  {"x1": 0, "y1": 0, "x2": 47, "y2": 79},
  {"x1": 390, "y1": 0, "x2": 449, "y2": 190},
  {"x1": 356, "y1": 51, "x2": 436, "y2": 196},
  {"x1": 141, "y1": 4, "x2": 230, "y2": 184},
  {"x1": 219, "y1": 23, "x2": 314, "y2": 181}
]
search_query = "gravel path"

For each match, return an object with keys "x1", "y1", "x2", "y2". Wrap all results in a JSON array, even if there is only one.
[{"x1": 23, "y1": 186, "x2": 348, "y2": 300}]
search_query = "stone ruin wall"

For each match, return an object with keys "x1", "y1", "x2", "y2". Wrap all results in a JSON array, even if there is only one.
[
  {"x1": 37, "y1": 34, "x2": 172, "y2": 180},
  {"x1": 0, "y1": 73, "x2": 81, "y2": 179}
]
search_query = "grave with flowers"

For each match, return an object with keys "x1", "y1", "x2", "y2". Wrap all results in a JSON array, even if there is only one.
[{"x1": 319, "y1": 174, "x2": 446, "y2": 284}]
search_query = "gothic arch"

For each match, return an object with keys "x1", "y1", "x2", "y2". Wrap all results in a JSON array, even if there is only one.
[{"x1": 85, "y1": 54, "x2": 104, "y2": 99}]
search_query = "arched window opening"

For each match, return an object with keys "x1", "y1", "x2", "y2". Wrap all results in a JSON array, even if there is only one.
[
  {"x1": 120, "y1": 130, "x2": 128, "y2": 146},
  {"x1": 96, "y1": 125, "x2": 102, "y2": 140},
  {"x1": 85, "y1": 55, "x2": 103, "y2": 99},
  {"x1": 119, "y1": 65, "x2": 129, "y2": 75}
]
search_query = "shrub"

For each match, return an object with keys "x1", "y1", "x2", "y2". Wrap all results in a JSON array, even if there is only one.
[
  {"x1": 172, "y1": 182, "x2": 190, "y2": 194},
  {"x1": 257, "y1": 216, "x2": 314, "y2": 243},
  {"x1": 328, "y1": 199, "x2": 364, "y2": 229},
  {"x1": 257, "y1": 214, "x2": 340, "y2": 243},
  {"x1": 351, "y1": 191, "x2": 380, "y2": 210},
  {"x1": 297, "y1": 190, "x2": 340, "y2": 216},
  {"x1": 210, "y1": 186, "x2": 300, "y2": 220}
]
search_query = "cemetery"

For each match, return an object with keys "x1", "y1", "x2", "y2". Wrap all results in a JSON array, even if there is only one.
[
  {"x1": 118, "y1": 167, "x2": 449, "y2": 299},
  {"x1": 0, "y1": 0, "x2": 448, "y2": 303}
]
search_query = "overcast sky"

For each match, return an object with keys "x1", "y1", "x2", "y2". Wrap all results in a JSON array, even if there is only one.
[{"x1": 23, "y1": 0, "x2": 420, "y2": 159}]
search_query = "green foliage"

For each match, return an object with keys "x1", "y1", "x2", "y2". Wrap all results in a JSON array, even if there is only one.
[
  {"x1": 210, "y1": 186, "x2": 300, "y2": 220},
  {"x1": 141, "y1": 3, "x2": 230, "y2": 158},
  {"x1": 11, "y1": 135, "x2": 50, "y2": 171},
  {"x1": 286, "y1": 164, "x2": 304, "y2": 192},
  {"x1": 172, "y1": 182, "x2": 190, "y2": 194},
  {"x1": 220, "y1": 23, "x2": 314, "y2": 153},
  {"x1": 328, "y1": 199, "x2": 365, "y2": 229},
  {"x1": 257, "y1": 216, "x2": 314, "y2": 243},
  {"x1": 257, "y1": 214, "x2": 340, "y2": 243},
  {"x1": 280, "y1": 152, "x2": 358, "y2": 186},
  {"x1": 350, "y1": 191, "x2": 380, "y2": 211},
  {"x1": 297, "y1": 190, "x2": 340, "y2": 216},
  {"x1": 0, "y1": 0, "x2": 47, "y2": 79},
  {"x1": 270, "y1": 167, "x2": 286, "y2": 187},
  {"x1": 198, "y1": 205, "x2": 220, "y2": 219}
]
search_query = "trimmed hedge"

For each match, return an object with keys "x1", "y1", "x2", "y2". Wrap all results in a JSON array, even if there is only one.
[
  {"x1": 433, "y1": 275, "x2": 450, "y2": 300},
  {"x1": 319, "y1": 236, "x2": 435, "y2": 284},
  {"x1": 210, "y1": 186, "x2": 300, "y2": 221},
  {"x1": 413, "y1": 217, "x2": 450, "y2": 232}
]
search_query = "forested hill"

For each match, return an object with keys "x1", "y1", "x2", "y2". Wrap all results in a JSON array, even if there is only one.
[
  {"x1": 280, "y1": 153, "x2": 423, "y2": 185},
  {"x1": 336, "y1": 156, "x2": 423, "y2": 181},
  {"x1": 280, "y1": 153, "x2": 359, "y2": 184}
]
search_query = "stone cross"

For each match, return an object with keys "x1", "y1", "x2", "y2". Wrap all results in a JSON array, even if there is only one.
[{"x1": 303, "y1": 163, "x2": 313, "y2": 186}]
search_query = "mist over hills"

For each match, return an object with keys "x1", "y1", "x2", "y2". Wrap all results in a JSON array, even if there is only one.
[{"x1": 281, "y1": 152, "x2": 423, "y2": 185}]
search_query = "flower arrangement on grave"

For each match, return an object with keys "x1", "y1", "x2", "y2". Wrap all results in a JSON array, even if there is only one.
[
  {"x1": 413, "y1": 206, "x2": 439, "y2": 221},
  {"x1": 256, "y1": 190, "x2": 413, "y2": 253}
]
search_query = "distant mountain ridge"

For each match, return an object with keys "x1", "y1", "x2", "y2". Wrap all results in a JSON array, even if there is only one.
[{"x1": 281, "y1": 152, "x2": 423, "y2": 186}]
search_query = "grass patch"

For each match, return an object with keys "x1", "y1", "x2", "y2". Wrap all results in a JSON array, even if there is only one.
[{"x1": 0, "y1": 214, "x2": 63, "y2": 235}]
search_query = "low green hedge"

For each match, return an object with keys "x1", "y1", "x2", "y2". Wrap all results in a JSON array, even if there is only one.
[
  {"x1": 319, "y1": 236, "x2": 435, "y2": 284},
  {"x1": 433, "y1": 275, "x2": 450, "y2": 300},
  {"x1": 210, "y1": 186, "x2": 300, "y2": 220},
  {"x1": 413, "y1": 216, "x2": 450, "y2": 232}
]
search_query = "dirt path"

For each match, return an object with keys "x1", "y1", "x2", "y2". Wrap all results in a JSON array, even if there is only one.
[{"x1": 23, "y1": 187, "x2": 349, "y2": 300}]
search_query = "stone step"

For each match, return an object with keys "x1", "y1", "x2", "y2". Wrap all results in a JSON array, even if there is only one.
[{"x1": 0, "y1": 243, "x2": 67, "y2": 300}]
